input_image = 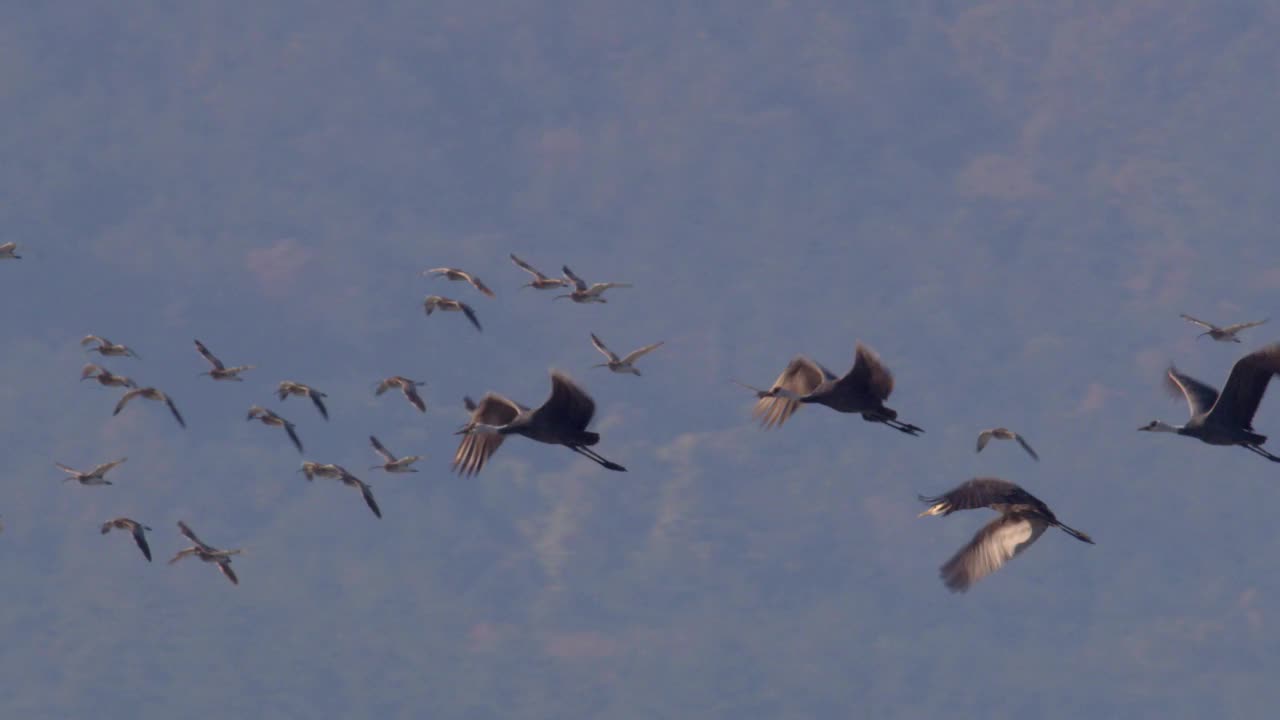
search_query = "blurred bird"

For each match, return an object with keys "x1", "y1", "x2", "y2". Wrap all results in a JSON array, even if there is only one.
[
  {"x1": 454, "y1": 371, "x2": 626, "y2": 476},
  {"x1": 918, "y1": 478, "x2": 1093, "y2": 593},
  {"x1": 113, "y1": 387, "x2": 185, "y2": 428},
  {"x1": 555, "y1": 266, "x2": 632, "y2": 303},
  {"x1": 368, "y1": 435, "x2": 422, "y2": 473},
  {"x1": 247, "y1": 406, "x2": 303, "y2": 453},
  {"x1": 423, "y1": 267, "x2": 495, "y2": 298},
  {"x1": 589, "y1": 333, "x2": 664, "y2": 376},
  {"x1": 194, "y1": 339, "x2": 254, "y2": 381},
  {"x1": 277, "y1": 381, "x2": 329, "y2": 421},
  {"x1": 1180, "y1": 314, "x2": 1268, "y2": 343},
  {"x1": 56, "y1": 458, "x2": 126, "y2": 486},
  {"x1": 424, "y1": 295, "x2": 482, "y2": 332},
  {"x1": 80, "y1": 363, "x2": 137, "y2": 389},
  {"x1": 375, "y1": 376, "x2": 427, "y2": 413},
  {"x1": 1140, "y1": 342, "x2": 1280, "y2": 462},
  {"x1": 298, "y1": 461, "x2": 346, "y2": 481},
  {"x1": 0, "y1": 242, "x2": 20, "y2": 259},
  {"x1": 169, "y1": 521, "x2": 241, "y2": 585},
  {"x1": 976, "y1": 428, "x2": 1039, "y2": 461},
  {"x1": 101, "y1": 518, "x2": 152, "y2": 561},
  {"x1": 509, "y1": 253, "x2": 570, "y2": 289},
  {"x1": 82, "y1": 335, "x2": 140, "y2": 359},
  {"x1": 735, "y1": 343, "x2": 923, "y2": 435}
]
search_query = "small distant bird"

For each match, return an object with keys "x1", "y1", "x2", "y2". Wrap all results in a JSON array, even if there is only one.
[
  {"x1": 277, "y1": 381, "x2": 329, "y2": 420},
  {"x1": 1180, "y1": 314, "x2": 1268, "y2": 343},
  {"x1": 976, "y1": 428, "x2": 1039, "y2": 461},
  {"x1": 56, "y1": 458, "x2": 127, "y2": 486},
  {"x1": 556, "y1": 266, "x2": 632, "y2": 303},
  {"x1": 113, "y1": 387, "x2": 185, "y2": 428},
  {"x1": 375, "y1": 376, "x2": 426, "y2": 413},
  {"x1": 454, "y1": 371, "x2": 626, "y2": 476},
  {"x1": 298, "y1": 461, "x2": 346, "y2": 481},
  {"x1": 510, "y1": 253, "x2": 570, "y2": 289},
  {"x1": 424, "y1": 295, "x2": 482, "y2": 332},
  {"x1": 330, "y1": 466, "x2": 382, "y2": 518},
  {"x1": 79, "y1": 363, "x2": 137, "y2": 388},
  {"x1": 170, "y1": 521, "x2": 241, "y2": 585},
  {"x1": 735, "y1": 343, "x2": 923, "y2": 435},
  {"x1": 81, "y1": 335, "x2": 140, "y2": 359},
  {"x1": 423, "y1": 267, "x2": 496, "y2": 298},
  {"x1": 368, "y1": 435, "x2": 422, "y2": 473},
  {"x1": 246, "y1": 406, "x2": 303, "y2": 453},
  {"x1": 589, "y1": 333, "x2": 663, "y2": 376},
  {"x1": 0, "y1": 242, "x2": 20, "y2": 259},
  {"x1": 194, "y1": 339, "x2": 254, "y2": 381},
  {"x1": 1140, "y1": 342, "x2": 1280, "y2": 462},
  {"x1": 918, "y1": 478, "x2": 1093, "y2": 593},
  {"x1": 101, "y1": 517, "x2": 152, "y2": 561}
]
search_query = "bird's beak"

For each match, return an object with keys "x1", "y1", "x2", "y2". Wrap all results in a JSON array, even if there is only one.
[{"x1": 1137, "y1": 425, "x2": 1150, "y2": 431}]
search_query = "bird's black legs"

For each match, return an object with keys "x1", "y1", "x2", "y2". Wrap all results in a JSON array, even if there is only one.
[
  {"x1": 570, "y1": 445, "x2": 628, "y2": 472},
  {"x1": 885, "y1": 419, "x2": 924, "y2": 436},
  {"x1": 1244, "y1": 444, "x2": 1280, "y2": 463}
]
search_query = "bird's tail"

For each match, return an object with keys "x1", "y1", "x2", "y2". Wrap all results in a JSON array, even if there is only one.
[{"x1": 1055, "y1": 522, "x2": 1095, "y2": 545}]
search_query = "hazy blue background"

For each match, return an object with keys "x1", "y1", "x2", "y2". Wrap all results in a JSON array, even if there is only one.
[{"x1": 3, "y1": 2, "x2": 1279, "y2": 717}]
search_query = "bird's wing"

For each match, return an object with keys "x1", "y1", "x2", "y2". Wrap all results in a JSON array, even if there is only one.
[
  {"x1": 470, "y1": 276, "x2": 495, "y2": 298},
  {"x1": 177, "y1": 522, "x2": 214, "y2": 552},
  {"x1": 452, "y1": 393, "x2": 522, "y2": 476},
  {"x1": 1179, "y1": 314, "x2": 1219, "y2": 331},
  {"x1": 164, "y1": 395, "x2": 186, "y2": 428},
  {"x1": 536, "y1": 371, "x2": 597, "y2": 432},
  {"x1": 1207, "y1": 342, "x2": 1280, "y2": 428},
  {"x1": 80, "y1": 363, "x2": 103, "y2": 379},
  {"x1": 918, "y1": 477, "x2": 1028, "y2": 513},
  {"x1": 303, "y1": 391, "x2": 327, "y2": 420},
  {"x1": 1013, "y1": 434, "x2": 1040, "y2": 462},
  {"x1": 90, "y1": 458, "x2": 127, "y2": 476},
  {"x1": 132, "y1": 527, "x2": 152, "y2": 562},
  {"x1": 223, "y1": 365, "x2": 254, "y2": 375},
  {"x1": 621, "y1": 341, "x2": 664, "y2": 365},
  {"x1": 403, "y1": 384, "x2": 426, "y2": 413},
  {"x1": 835, "y1": 343, "x2": 895, "y2": 401},
  {"x1": 284, "y1": 423, "x2": 304, "y2": 453},
  {"x1": 358, "y1": 481, "x2": 382, "y2": 519},
  {"x1": 169, "y1": 548, "x2": 198, "y2": 564},
  {"x1": 461, "y1": 303, "x2": 482, "y2": 332},
  {"x1": 510, "y1": 254, "x2": 544, "y2": 278},
  {"x1": 218, "y1": 561, "x2": 239, "y2": 585},
  {"x1": 101, "y1": 520, "x2": 117, "y2": 533},
  {"x1": 276, "y1": 382, "x2": 293, "y2": 400},
  {"x1": 193, "y1": 339, "x2": 224, "y2": 370},
  {"x1": 588, "y1": 282, "x2": 631, "y2": 294},
  {"x1": 54, "y1": 463, "x2": 80, "y2": 476},
  {"x1": 561, "y1": 265, "x2": 588, "y2": 291},
  {"x1": 0, "y1": 242, "x2": 14, "y2": 252},
  {"x1": 589, "y1": 333, "x2": 620, "y2": 362},
  {"x1": 1165, "y1": 367, "x2": 1221, "y2": 418},
  {"x1": 463, "y1": 395, "x2": 478, "y2": 412},
  {"x1": 81, "y1": 335, "x2": 106, "y2": 347},
  {"x1": 975, "y1": 430, "x2": 994, "y2": 453},
  {"x1": 369, "y1": 435, "x2": 396, "y2": 463},
  {"x1": 113, "y1": 389, "x2": 141, "y2": 416},
  {"x1": 1222, "y1": 318, "x2": 1269, "y2": 333},
  {"x1": 938, "y1": 512, "x2": 1048, "y2": 593},
  {"x1": 374, "y1": 378, "x2": 393, "y2": 395},
  {"x1": 751, "y1": 356, "x2": 827, "y2": 429}
]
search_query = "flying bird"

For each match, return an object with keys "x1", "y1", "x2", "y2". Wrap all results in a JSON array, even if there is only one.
[
  {"x1": 735, "y1": 343, "x2": 923, "y2": 435},
  {"x1": 509, "y1": 253, "x2": 570, "y2": 289},
  {"x1": 375, "y1": 376, "x2": 427, "y2": 413},
  {"x1": 0, "y1": 242, "x2": 21, "y2": 259},
  {"x1": 82, "y1": 335, "x2": 140, "y2": 359},
  {"x1": 193, "y1": 339, "x2": 254, "y2": 381},
  {"x1": 56, "y1": 458, "x2": 127, "y2": 486},
  {"x1": 589, "y1": 333, "x2": 664, "y2": 376},
  {"x1": 423, "y1": 267, "x2": 495, "y2": 298},
  {"x1": 169, "y1": 521, "x2": 241, "y2": 585},
  {"x1": 298, "y1": 461, "x2": 346, "y2": 481},
  {"x1": 247, "y1": 406, "x2": 303, "y2": 453},
  {"x1": 80, "y1": 363, "x2": 137, "y2": 388},
  {"x1": 369, "y1": 435, "x2": 422, "y2": 473},
  {"x1": 453, "y1": 371, "x2": 627, "y2": 476},
  {"x1": 976, "y1": 428, "x2": 1039, "y2": 461},
  {"x1": 1140, "y1": 342, "x2": 1280, "y2": 462},
  {"x1": 555, "y1": 266, "x2": 632, "y2": 303},
  {"x1": 101, "y1": 518, "x2": 152, "y2": 562},
  {"x1": 277, "y1": 381, "x2": 329, "y2": 420},
  {"x1": 424, "y1": 295, "x2": 482, "y2": 332},
  {"x1": 918, "y1": 478, "x2": 1093, "y2": 593},
  {"x1": 113, "y1": 387, "x2": 185, "y2": 428},
  {"x1": 1180, "y1": 314, "x2": 1268, "y2": 343}
]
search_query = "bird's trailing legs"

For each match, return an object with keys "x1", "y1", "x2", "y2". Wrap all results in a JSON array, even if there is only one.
[
  {"x1": 570, "y1": 445, "x2": 627, "y2": 472},
  {"x1": 882, "y1": 418, "x2": 925, "y2": 436},
  {"x1": 1244, "y1": 444, "x2": 1280, "y2": 463}
]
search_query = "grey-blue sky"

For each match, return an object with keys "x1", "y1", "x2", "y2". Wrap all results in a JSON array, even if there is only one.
[{"x1": 3, "y1": 2, "x2": 1280, "y2": 718}]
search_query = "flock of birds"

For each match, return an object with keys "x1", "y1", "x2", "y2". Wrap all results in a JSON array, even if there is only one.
[{"x1": 5, "y1": 242, "x2": 1279, "y2": 592}]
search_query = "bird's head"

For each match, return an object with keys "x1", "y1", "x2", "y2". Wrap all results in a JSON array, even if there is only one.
[{"x1": 1138, "y1": 420, "x2": 1179, "y2": 433}]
